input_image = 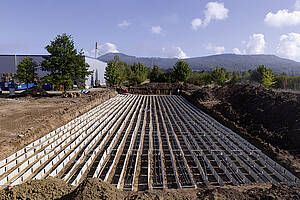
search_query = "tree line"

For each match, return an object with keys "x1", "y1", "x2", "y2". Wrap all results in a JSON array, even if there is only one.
[{"x1": 105, "y1": 56, "x2": 300, "y2": 90}]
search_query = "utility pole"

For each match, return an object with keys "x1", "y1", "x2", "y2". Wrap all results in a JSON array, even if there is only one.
[
  {"x1": 95, "y1": 42, "x2": 98, "y2": 59},
  {"x1": 14, "y1": 53, "x2": 17, "y2": 71}
]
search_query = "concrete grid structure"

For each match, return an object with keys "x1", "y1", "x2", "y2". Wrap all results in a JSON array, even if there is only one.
[{"x1": 0, "y1": 95, "x2": 299, "y2": 191}]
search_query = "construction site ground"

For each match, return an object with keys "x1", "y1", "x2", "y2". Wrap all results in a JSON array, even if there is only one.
[
  {"x1": 0, "y1": 88, "x2": 117, "y2": 160},
  {"x1": 0, "y1": 177, "x2": 299, "y2": 200},
  {"x1": 0, "y1": 84, "x2": 300, "y2": 199},
  {"x1": 183, "y1": 83, "x2": 300, "y2": 179}
]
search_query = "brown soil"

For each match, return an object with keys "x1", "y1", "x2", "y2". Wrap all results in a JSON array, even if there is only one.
[
  {"x1": 1, "y1": 178, "x2": 299, "y2": 200},
  {"x1": 60, "y1": 178, "x2": 124, "y2": 200},
  {"x1": 0, "y1": 89, "x2": 117, "y2": 160},
  {"x1": 183, "y1": 83, "x2": 300, "y2": 177},
  {"x1": 0, "y1": 177, "x2": 75, "y2": 200}
]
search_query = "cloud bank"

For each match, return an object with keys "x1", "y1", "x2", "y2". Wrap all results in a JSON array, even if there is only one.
[
  {"x1": 277, "y1": 32, "x2": 300, "y2": 60},
  {"x1": 84, "y1": 43, "x2": 119, "y2": 57},
  {"x1": 162, "y1": 46, "x2": 188, "y2": 59}
]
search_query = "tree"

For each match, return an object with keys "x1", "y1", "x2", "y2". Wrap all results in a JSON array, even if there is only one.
[
  {"x1": 41, "y1": 33, "x2": 91, "y2": 91},
  {"x1": 73, "y1": 51, "x2": 92, "y2": 88},
  {"x1": 104, "y1": 56, "x2": 122, "y2": 87},
  {"x1": 149, "y1": 65, "x2": 163, "y2": 82},
  {"x1": 16, "y1": 56, "x2": 38, "y2": 90},
  {"x1": 230, "y1": 72, "x2": 241, "y2": 84},
  {"x1": 129, "y1": 62, "x2": 150, "y2": 85},
  {"x1": 262, "y1": 69, "x2": 276, "y2": 87},
  {"x1": 171, "y1": 60, "x2": 191, "y2": 82},
  {"x1": 251, "y1": 65, "x2": 276, "y2": 87},
  {"x1": 275, "y1": 74, "x2": 290, "y2": 89},
  {"x1": 210, "y1": 67, "x2": 227, "y2": 85}
]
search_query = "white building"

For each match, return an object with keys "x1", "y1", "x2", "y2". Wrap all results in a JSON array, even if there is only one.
[{"x1": 84, "y1": 56, "x2": 107, "y2": 87}]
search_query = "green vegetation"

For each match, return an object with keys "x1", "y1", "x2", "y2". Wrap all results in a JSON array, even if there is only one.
[
  {"x1": 250, "y1": 65, "x2": 276, "y2": 87},
  {"x1": 171, "y1": 60, "x2": 192, "y2": 82},
  {"x1": 104, "y1": 56, "x2": 300, "y2": 91},
  {"x1": 105, "y1": 56, "x2": 151, "y2": 87},
  {"x1": 16, "y1": 56, "x2": 38, "y2": 90},
  {"x1": 275, "y1": 74, "x2": 300, "y2": 90},
  {"x1": 129, "y1": 62, "x2": 150, "y2": 85},
  {"x1": 41, "y1": 33, "x2": 91, "y2": 91},
  {"x1": 104, "y1": 56, "x2": 123, "y2": 87}
]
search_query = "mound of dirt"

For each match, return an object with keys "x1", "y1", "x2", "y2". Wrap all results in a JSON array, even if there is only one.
[
  {"x1": 183, "y1": 83, "x2": 300, "y2": 177},
  {"x1": 0, "y1": 177, "x2": 75, "y2": 200},
  {"x1": 60, "y1": 178, "x2": 124, "y2": 200},
  {"x1": 1, "y1": 177, "x2": 299, "y2": 200},
  {"x1": 196, "y1": 184, "x2": 300, "y2": 200},
  {"x1": 20, "y1": 86, "x2": 50, "y2": 97}
]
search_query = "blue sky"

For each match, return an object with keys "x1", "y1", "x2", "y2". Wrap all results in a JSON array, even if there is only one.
[{"x1": 1, "y1": 0, "x2": 300, "y2": 60}]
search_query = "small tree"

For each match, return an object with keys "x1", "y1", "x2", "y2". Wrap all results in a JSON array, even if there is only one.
[
  {"x1": 171, "y1": 60, "x2": 191, "y2": 82},
  {"x1": 210, "y1": 67, "x2": 227, "y2": 85},
  {"x1": 230, "y1": 72, "x2": 241, "y2": 84},
  {"x1": 41, "y1": 33, "x2": 91, "y2": 91},
  {"x1": 149, "y1": 65, "x2": 163, "y2": 82},
  {"x1": 129, "y1": 62, "x2": 150, "y2": 85},
  {"x1": 251, "y1": 65, "x2": 276, "y2": 87},
  {"x1": 16, "y1": 56, "x2": 38, "y2": 90},
  {"x1": 104, "y1": 56, "x2": 122, "y2": 87},
  {"x1": 262, "y1": 69, "x2": 276, "y2": 87}
]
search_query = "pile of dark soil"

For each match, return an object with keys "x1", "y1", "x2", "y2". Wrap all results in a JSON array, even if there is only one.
[
  {"x1": 183, "y1": 83, "x2": 300, "y2": 176},
  {"x1": 196, "y1": 184, "x2": 300, "y2": 200},
  {"x1": 60, "y1": 178, "x2": 124, "y2": 200},
  {"x1": 0, "y1": 177, "x2": 74, "y2": 200},
  {"x1": 20, "y1": 86, "x2": 50, "y2": 97},
  {"x1": 1, "y1": 177, "x2": 299, "y2": 200}
]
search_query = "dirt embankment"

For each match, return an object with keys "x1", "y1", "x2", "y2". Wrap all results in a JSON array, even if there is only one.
[
  {"x1": 182, "y1": 83, "x2": 300, "y2": 177},
  {"x1": 0, "y1": 89, "x2": 117, "y2": 160},
  {"x1": 0, "y1": 178, "x2": 299, "y2": 200}
]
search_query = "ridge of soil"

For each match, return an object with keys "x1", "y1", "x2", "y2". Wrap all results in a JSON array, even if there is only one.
[
  {"x1": 0, "y1": 177, "x2": 75, "y2": 200},
  {"x1": 182, "y1": 83, "x2": 300, "y2": 177},
  {"x1": 1, "y1": 178, "x2": 299, "y2": 200}
]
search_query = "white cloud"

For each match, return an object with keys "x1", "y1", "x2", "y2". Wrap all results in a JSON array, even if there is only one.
[
  {"x1": 118, "y1": 20, "x2": 130, "y2": 28},
  {"x1": 246, "y1": 34, "x2": 265, "y2": 54},
  {"x1": 98, "y1": 43, "x2": 119, "y2": 55},
  {"x1": 203, "y1": 2, "x2": 229, "y2": 27},
  {"x1": 151, "y1": 26, "x2": 162, "y2": 34},
  {"x1": 206, "y1": 44, "x2": 225, "y2": 54},
  {"x1": 162, "y1": 46, "x2": 188, "y2": 59},
  {"x1": 277, "y1": 32, "x2": 300, "y2": 60},
  {"x1": 191, "y1": 18, "x2": 202, "y2": 30},
  {"x1": 164, "y1": 14, "x2": 179, "y2": 24},
  {"x1": 83, "y1": 43, "x2": 119, "y2": 57},
  {"x1": 295, "y1": 0, "x2": 300, "y2": 10},
  {"x1": 232, "y1": 48, "x2": 242, "y2": 54},
  {"x1": 265, "y1": 9, "x2": 300, "y2": 27}
]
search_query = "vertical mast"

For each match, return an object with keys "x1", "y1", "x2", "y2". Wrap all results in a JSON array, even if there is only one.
[{"x1": 95, "y1": 42, "x2": 98, "y2": 58}]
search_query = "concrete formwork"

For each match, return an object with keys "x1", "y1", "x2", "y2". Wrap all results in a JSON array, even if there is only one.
[{"x1": 0, "y1": 95, "x2": 299, "y2": 190}]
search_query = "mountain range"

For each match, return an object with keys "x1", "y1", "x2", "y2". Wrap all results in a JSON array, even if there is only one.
[{"x1": 98, "y1": 53, "x2": 300, "y2": 75}]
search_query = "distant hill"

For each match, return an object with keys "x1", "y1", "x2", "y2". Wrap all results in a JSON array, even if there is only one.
[{"x1": 98, "y1": 53, "x2": 300, "y2": 75}]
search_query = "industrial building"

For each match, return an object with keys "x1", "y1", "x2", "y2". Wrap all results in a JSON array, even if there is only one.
[{"x1": 0, "y1": 55, "x2": 107, "y2": 87}]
